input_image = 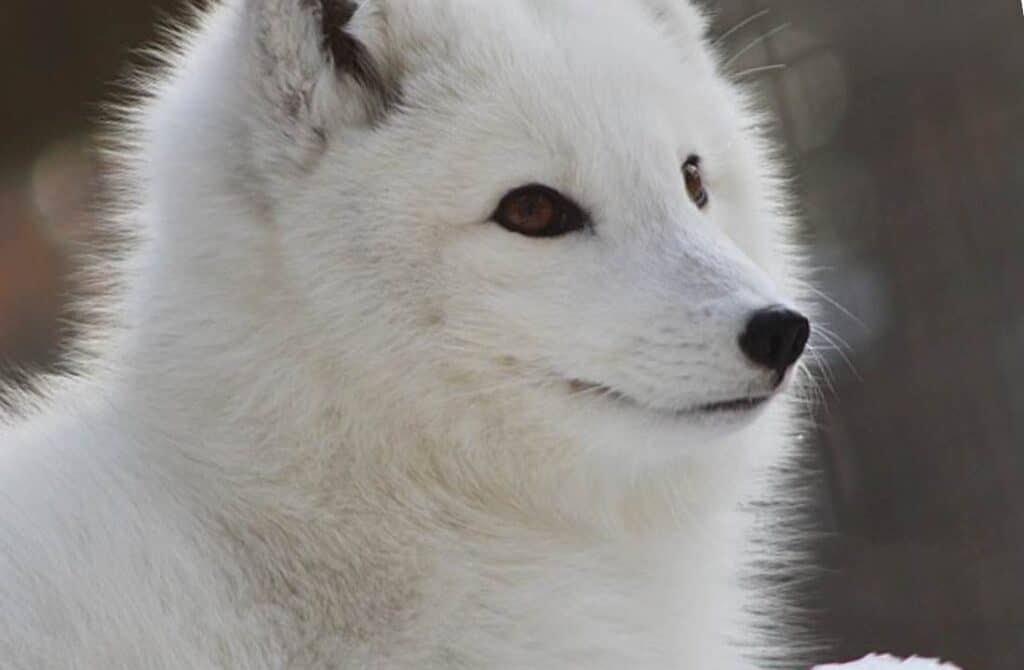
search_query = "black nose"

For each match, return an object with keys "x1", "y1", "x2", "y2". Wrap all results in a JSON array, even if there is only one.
[{"x1": 739, "y1": 306, "x2": 810, "y2": 374}]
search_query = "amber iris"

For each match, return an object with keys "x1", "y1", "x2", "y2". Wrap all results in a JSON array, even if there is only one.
[
  {"x1": 683, "y1": 156, "x2": 708, "y2": 209},
  {"x1": 493, "y1": 185, "x2": 587, "y2": 238}
]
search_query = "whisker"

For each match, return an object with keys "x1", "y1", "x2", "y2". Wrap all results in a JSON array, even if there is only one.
[
  {"x1": 733, "y1": 64, "x2": 787, "y2": 79},
  {"x1": 811, "y1": 329, "x2": 861, "y2": 381},
  {"x1": 725, "y1": 23, "x2": 792, "y2": 68},
  {"x1": 805, "y1": 284, "x2": 866, "y2": 330},
  {"x1": 799, "y1": 354, "x2": 822, "y2": 388},
  {"x1": 814, "y1": 324, "x2": 856, "y2": 355},
  {"x1": 712, "y1": 8, "x2": 771, "y2": 48},
  {"x1": 793, "y1": 360, "x2": 825, "y2": 416},
  {"x1": 805, "y1": 348, "x2": 837, "y2": 396}
]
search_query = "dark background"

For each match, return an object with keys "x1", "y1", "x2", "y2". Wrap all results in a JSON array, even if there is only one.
[{"x1": 1, "y1": 1, "x2": 1022, "y2": 668}]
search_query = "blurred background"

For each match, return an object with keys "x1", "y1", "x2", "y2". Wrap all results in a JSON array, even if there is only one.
[{"x1": 1, "y1": 0, "x2": 1021, "y2": 667}]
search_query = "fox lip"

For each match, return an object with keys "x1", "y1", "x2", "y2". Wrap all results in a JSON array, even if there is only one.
[{"x1": 568, "y1": 380, "x2": 772, "y2": 417}]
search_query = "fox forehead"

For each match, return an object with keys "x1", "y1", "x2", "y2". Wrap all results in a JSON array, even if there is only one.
[
  {"x1": 361, "y1": 0, "x2": 739, "y2": 176},
  {"x1": 377, "y1": 0, "x2": 713, "y2": 92}
]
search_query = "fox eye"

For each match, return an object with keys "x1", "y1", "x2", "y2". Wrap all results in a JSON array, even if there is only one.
[
  {"x1": 683, "y1": 156, "x2": 709, "y2": 209},
  {"x1": 493, "y1": 185, "x2": 587, "y2": 238}
]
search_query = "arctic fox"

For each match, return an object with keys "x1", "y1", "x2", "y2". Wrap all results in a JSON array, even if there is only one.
[{"x1": 0, "y1": 0, "x2": 812, "y2": 668}]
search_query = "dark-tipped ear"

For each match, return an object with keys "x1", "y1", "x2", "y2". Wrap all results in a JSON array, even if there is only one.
[
  {"x1": 317, "y1": 0, "x2": 388, "y2": 98},
  {"x1": 243, "y1": 0, "x2": 395, "y2": 179}
]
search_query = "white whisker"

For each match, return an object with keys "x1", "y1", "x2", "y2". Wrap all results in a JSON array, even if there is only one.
[
  {"x1": 734, "y1": 64, "x2": 787, "y2": 79},
  {"x1": 725, "y1": 23, "x2": 792, "y2": 68},
  {"x1": 812, "y1": 328, "x2": 861, "y2": 381},
  {"x1": 712, "y1": 8, "x2": 771, "y2": 48},
  {"x1": 805, "y1": 284, "x2": 866, "y2": 329}
]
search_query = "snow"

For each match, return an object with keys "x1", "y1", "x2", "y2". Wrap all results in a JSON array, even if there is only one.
[{"x1": 814, "y1": 654, "x2": 961, "y2": 669}]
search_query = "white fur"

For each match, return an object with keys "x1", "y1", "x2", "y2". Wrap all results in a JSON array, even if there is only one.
[{"x1": 0, "y1": 0, "x2": 812, "y2": 667}]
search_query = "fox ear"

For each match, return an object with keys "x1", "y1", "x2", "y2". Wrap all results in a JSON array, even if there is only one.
[{"x1": 243, "y1": 0, "x2": 397, "y2": 177}]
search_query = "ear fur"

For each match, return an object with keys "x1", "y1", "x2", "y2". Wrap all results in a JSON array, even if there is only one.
[
  {"x1": 317, "y1": 0, "x2": 388, "y2": 98},
  {"x1": 242, "y1": 0, "x2": 396, "y2": 180}
]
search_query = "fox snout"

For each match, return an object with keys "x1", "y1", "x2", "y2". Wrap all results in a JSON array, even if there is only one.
[{"x1": 738, "y1": 306, "x2": 811, "y2": 378}]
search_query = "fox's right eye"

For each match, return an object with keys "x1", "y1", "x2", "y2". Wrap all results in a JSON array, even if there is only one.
[
  {"x1": 493, "y1": 185, "x2": 588, "y2": 238},
  {"x1": 683, "y1": 155, "x2": 709, "y2": 210}
]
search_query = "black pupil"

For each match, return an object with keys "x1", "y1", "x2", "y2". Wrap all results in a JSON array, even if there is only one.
[{"x1": 523, "y1": 196, "x2": 540, "y2": 217}]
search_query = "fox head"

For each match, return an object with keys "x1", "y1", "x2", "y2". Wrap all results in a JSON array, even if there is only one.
[{"x1": 137, "y1": 0, "x2": 809, "y2": 465}]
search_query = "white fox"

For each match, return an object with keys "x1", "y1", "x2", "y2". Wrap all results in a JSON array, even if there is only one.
[{"x1": 0, "y1": 0, "x2": 812, "y2": 667}]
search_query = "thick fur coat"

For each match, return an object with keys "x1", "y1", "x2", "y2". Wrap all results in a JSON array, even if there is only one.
[{"x1": 0, "y1": 0, "x2": 812, "y2": 667}]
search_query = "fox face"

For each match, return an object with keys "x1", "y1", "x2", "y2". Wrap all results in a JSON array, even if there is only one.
[{"x1": 157, "y1": 0, "x2": 809, "y2": 459}]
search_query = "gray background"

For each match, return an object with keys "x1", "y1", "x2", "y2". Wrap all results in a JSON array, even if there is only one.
[{"x1": 1, "y1": 1, "x2": 1022, "y2": 667}]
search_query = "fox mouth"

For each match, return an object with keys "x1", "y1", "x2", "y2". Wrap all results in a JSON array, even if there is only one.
[{"x1": 568, "y1": 380, "x2": 772, "y2": 418}]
